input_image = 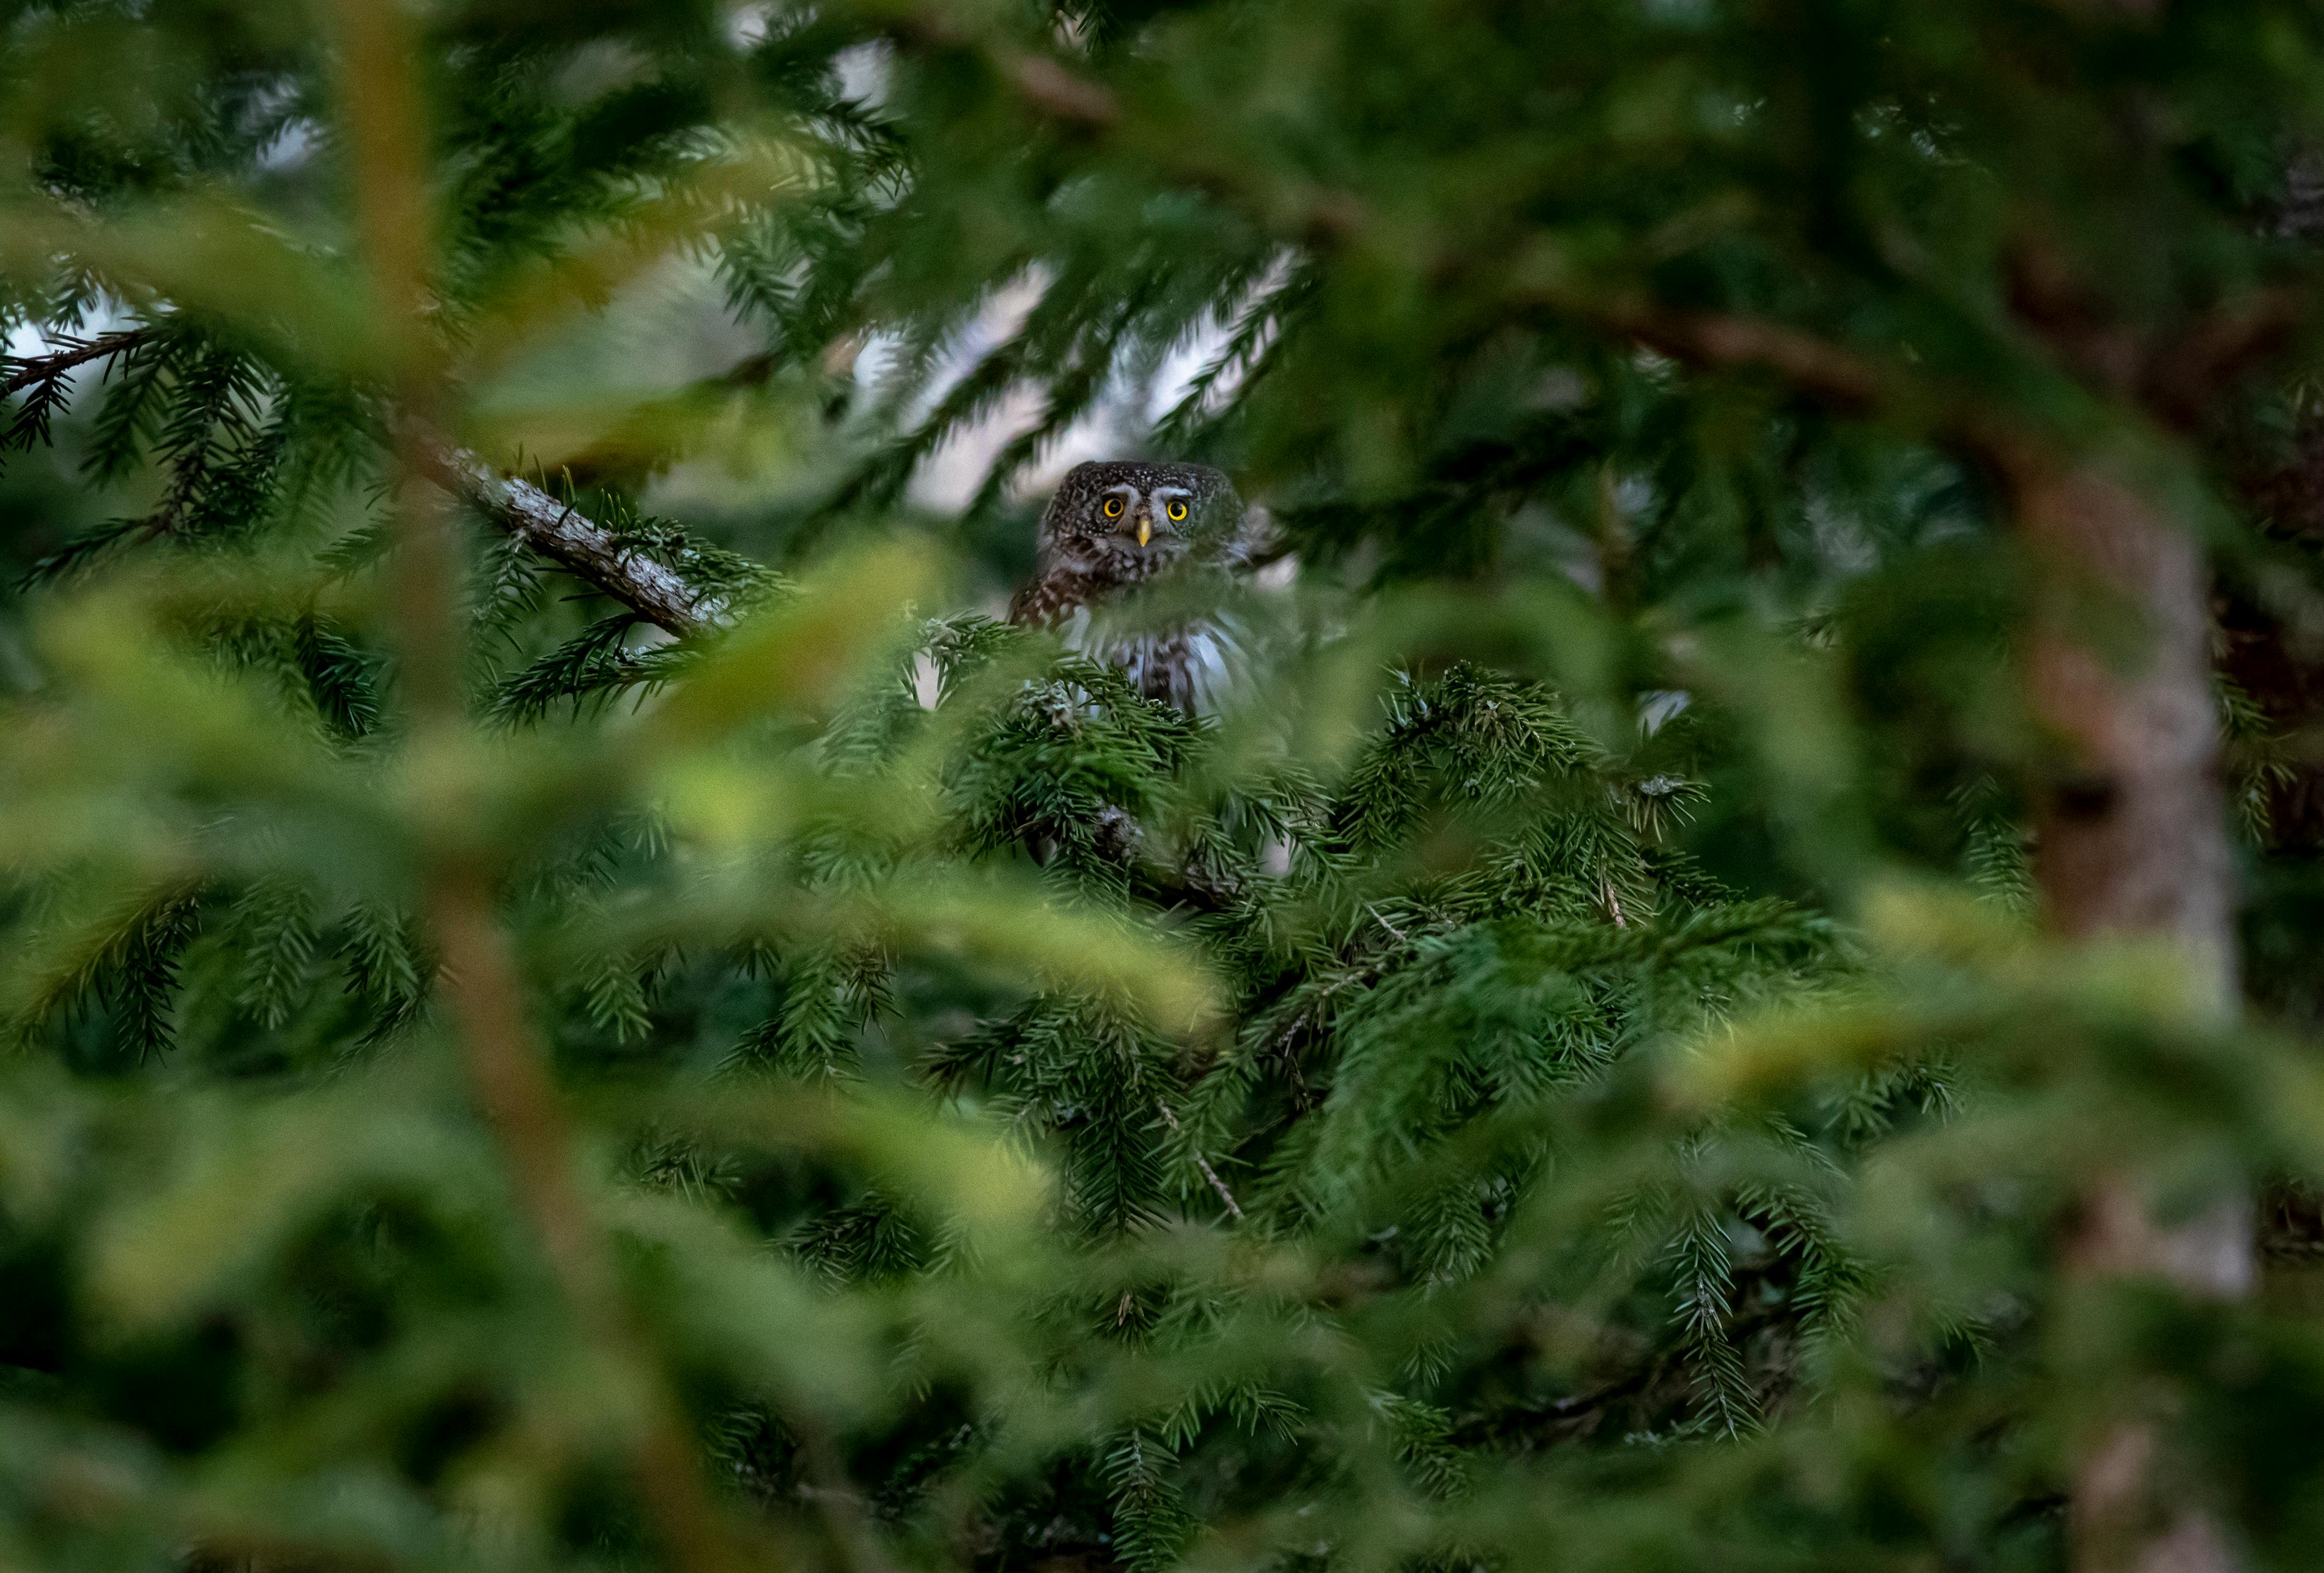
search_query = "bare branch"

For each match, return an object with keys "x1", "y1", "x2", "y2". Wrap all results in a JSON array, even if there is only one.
[
  {"x1": 1616, "y1": 306, "x2": 1890, "y2": 412},
  {"x1": 0, "y1": 328, "x2": 730, "y2": 638},
  {"x1": 1000, "y1": 53, "x2": 1119, "y2": 128},
  {"x1": 407, "y1": 435, "x2": 731, "y2": 638},
  {"x1": 894, "y1": 14, "x2": 1119, "y2": 130},
  {"x1": 0, "y1": 331, "x2": 739, "y2": 632}
]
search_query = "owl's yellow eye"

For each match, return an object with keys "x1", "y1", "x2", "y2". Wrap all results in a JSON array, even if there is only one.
[
  {"x1": 1103, "y1": 497, "x2": 1123, "y2": 518},
  {"x1": 1166, "y1": 501, "x2": 1188, "y2": 522}
]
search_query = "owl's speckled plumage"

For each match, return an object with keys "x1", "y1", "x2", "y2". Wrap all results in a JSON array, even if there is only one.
[{"x1": 1008, "y1": 460, "x2": 1253, "y2": 711}]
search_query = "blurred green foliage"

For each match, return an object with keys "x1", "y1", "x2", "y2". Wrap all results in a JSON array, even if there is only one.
[{"x1": 8, "y1": 2, "x2": 2324, "y2": 1571}]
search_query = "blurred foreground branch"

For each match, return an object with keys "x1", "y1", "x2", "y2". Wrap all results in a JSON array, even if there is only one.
[{"x1": 331, "y1": 1, "x2": 747, "y2": 1568}]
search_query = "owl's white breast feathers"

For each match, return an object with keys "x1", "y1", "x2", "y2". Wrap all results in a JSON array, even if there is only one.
[{"x1": 1057, "y1": 607, "x2": 1246, "y2": 715}]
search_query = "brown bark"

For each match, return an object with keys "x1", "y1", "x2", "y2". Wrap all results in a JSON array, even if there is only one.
[
  {"x1": 426, "y1": 869, "x2": 747, "y2": 1573},
  {"x1": 2019, "y1": 465, "x2": 2236, "y2": 990},
  {"x1": 2012, "y1": 458, "x2": 2248, "y2": 1573}
]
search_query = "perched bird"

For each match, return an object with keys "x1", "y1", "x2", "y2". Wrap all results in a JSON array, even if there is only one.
[{"x1": 1007, "y1": 459, "x2": 1258, "y2": 711}]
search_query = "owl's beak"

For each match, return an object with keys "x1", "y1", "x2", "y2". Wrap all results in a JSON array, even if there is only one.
[{"x1": 1136, "y1": 517, "x2": 1151, "y2": 547}]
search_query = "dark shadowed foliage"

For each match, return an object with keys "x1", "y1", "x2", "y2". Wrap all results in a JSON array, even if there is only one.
[{"x1": 8, "y1": 4, "x2": 2324, "y2": 1572}]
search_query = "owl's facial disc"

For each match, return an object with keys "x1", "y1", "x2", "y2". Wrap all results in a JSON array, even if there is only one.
[{"x1": 1076, "y1": 478, "x2": 1206, "y2": 568}]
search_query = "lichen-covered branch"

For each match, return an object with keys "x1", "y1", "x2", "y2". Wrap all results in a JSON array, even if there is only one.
[
  {"x1": 0, "y1": 328, "x2": 732, "y2": 637},
  {"x1": 409, "y1": 437, "x2": 731, "y2": 637}
]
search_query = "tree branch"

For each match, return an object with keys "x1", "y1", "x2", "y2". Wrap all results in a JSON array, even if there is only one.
[
  {"x1": 407, "y1": 434, "x2": 731, "y2": 637},
  {"x1": 0, "y1": 330, "x2": 731, "y2": 637},
  {"x1": 1615, "y1": 306, "x2": 1890, "y2": 413},
  {"x1": 893, "y1": 13, "x2": 1119, "y2": 130},
  {"x1": 0, "y1": 327, "x2": 155, "y2": 401},
  {"x1": 334, "y1": 2, "x2": 749, "y2": 1564}
]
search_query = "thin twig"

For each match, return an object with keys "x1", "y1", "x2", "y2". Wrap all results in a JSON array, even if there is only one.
[
  {"x1": 1153, "y1": 1097, "x2": 1245, "y2": 1220},
  {"x1": 0, "y1": 327, "x2": 155, "y2": 401},
  {"x1": 1366, "y1": 902, "x2": 1410, "y2": 944},
  {"x1": 794, "y1": 1419, "x2": 902, "y2": 1573}
]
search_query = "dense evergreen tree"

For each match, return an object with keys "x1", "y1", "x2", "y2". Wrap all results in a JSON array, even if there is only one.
[{"x1": 9, "y1": 2, "x2": 2324, "y2": 1571}]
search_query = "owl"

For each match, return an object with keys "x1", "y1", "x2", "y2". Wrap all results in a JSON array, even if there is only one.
[{"x1": 1007, "y1": 459, "x2": 1256, "y2": 711}]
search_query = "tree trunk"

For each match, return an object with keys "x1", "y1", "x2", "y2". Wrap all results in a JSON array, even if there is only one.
[
  {"x1": 2021, "y1": 466, "x2": 2235, "y2": 986},
  {"x1": 2015, "y1": 462, "x2": 2249, "y2": 1573}
]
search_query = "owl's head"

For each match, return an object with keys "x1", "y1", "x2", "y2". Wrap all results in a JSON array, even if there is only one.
[{"x1": 1034, "y1": 460, "x2": 1241, "y2": 582}]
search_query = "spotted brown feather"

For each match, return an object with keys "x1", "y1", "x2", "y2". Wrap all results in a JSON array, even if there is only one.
[{"x1": 1007, "y1": 460, "x2": 1253, "y2": 711}]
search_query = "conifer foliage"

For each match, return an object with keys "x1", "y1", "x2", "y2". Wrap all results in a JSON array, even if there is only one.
[{"x1": 10, "y1": 4, "x2": 2324, "y2": 1572}]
